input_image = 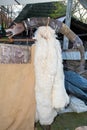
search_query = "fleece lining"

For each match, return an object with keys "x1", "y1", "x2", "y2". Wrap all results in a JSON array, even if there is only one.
[{"x1": 34, "y1": 26, "x2": 69, "y2": 125}]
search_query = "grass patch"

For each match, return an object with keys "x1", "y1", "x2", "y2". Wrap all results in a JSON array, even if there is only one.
[{"x1": 36, "y1": 112, "x2": 87, "y2": 130}]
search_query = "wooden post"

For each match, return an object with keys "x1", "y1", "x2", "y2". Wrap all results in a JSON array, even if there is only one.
[{"x1": 63, "y1": 0, "x2": 73, "y2": 50}]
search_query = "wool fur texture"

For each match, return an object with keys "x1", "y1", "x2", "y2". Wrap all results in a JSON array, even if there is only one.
[{"x1": 34, "y1": 26, "x2": 69, "y2": 125}]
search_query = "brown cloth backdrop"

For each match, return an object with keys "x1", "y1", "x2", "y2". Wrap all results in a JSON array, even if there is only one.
[{"x1": 0, "y1": 45, "x2": 36, "y2": 130}]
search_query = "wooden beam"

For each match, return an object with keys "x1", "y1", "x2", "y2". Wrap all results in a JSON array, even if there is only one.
[
  {"x1": 0, "y1": 38, "x2": 36, "y2": 43},
  {"x1": 63, "y1": 0, "x2": 73, "y2": 50},
  {"x1": 62, "y1": 51, "x2": 87, "y2": 60}
]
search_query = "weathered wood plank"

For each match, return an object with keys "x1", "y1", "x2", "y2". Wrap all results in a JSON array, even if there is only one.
[
  {"x1": 0, "y1": 43, "x2": 31, "y2": 63},
  {"x1": 63, "y1": 0, "x2": 73, "y2": 49},
  {"x1": 62, "y1": 51, "x2": 87, "y2": 60}
]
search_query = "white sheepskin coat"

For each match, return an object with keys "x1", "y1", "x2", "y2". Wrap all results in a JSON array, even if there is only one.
[{"x1": 34, "y1": 26, "x2": 69, "y2": 125}]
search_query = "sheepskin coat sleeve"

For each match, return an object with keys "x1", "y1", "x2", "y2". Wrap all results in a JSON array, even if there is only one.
[{"x1": 34, "y1": 26, "x2": 69, "y2": 125}]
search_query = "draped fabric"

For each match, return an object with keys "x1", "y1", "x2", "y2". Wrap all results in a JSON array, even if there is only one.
[{"x1": 0, "y1": 45, "x2": 36, "y2": 130}]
